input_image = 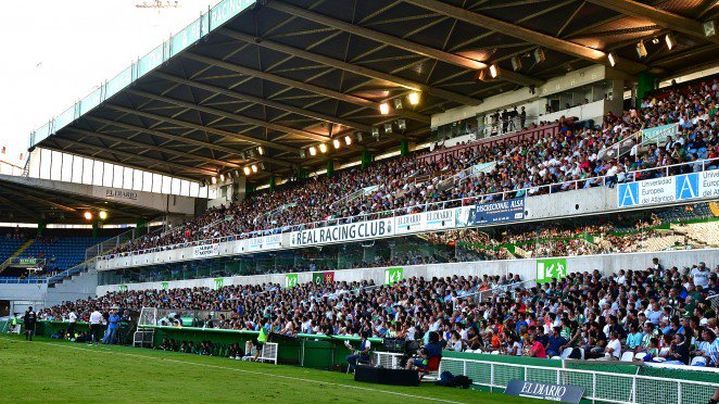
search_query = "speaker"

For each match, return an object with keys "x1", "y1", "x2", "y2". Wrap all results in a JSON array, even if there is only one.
[{"x1": 354, "y1": 365, "x2": 419, "y2": 386}]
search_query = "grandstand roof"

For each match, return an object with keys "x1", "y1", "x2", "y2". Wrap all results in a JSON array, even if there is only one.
[
  {"x1": 29, "y1": 0, "x2": 719, "y2": 184},
  {"x1": 0, "y1": 175, "x2": 160, "y2": 224}
]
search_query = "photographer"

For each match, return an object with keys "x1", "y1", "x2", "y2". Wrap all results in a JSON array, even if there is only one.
[
  {"x1": 405, "y1": 331, "x2": 442, "y2": 371},
  {"x1": 345, "y1": 332, "x2": 371, "y2": 372}
]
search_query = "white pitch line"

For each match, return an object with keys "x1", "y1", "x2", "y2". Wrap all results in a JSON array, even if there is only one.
[{"x1": 0, "y1": 337, "x2": 465, "y2": 404}]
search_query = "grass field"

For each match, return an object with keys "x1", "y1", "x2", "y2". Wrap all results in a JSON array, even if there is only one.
[{"x1": 0, "y1": 335, "x2": 535, "y2": 403}]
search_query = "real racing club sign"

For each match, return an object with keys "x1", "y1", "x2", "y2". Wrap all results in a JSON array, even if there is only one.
[{"x1": 290, "y1": 218, "x2": 394, "y2": 247}]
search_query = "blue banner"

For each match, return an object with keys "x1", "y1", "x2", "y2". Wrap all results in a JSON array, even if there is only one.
[{"x1": 468, "y1": 198, "x2": 525, "y2": 225}]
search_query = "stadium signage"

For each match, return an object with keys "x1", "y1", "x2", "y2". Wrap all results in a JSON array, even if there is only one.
[
  {"x1": 465, "y1": 198, "x2": 525, "y2": 225},
  {"x1": 102, "y1": 188, "x2": 139, "y2": 201},
  {"x1": 617, "y1": 171, "x2": 719, "y2": 208},
  {"x1": 505, "y1": 380, "x2": 583, "y2": 403},
  {"x1": 242, "y1": 234, "x2": 282, "y2": 252},
  {"x1": 192, "y1": 243, "x2": 220, "y2": 258},
  {"x1": 394, "y1": 208, "x2": 456, "y2": 234},
  {"x1": 290, "y1": 218, "x2": 393, "y2": 247},
  {"x1": 641, "y1": 123, "x2": 679, "y2": 145}
]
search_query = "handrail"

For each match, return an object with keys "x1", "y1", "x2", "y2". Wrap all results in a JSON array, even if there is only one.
[{"x1": 98, "y1": 156, "x2": 719, "y2": 261}]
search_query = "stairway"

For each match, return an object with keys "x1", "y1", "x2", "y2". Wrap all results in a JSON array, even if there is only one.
[{"x1": 0, "y1": 239, "x2": 34, "y2": 273}]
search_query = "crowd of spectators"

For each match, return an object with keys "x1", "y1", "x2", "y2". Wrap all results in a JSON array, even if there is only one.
[
  {"x1": 105, "y1": 77, "x2": 719, "y2": 257},
  {"x1": 41, "y1": 258, "x2": 719, "y2": 367}
]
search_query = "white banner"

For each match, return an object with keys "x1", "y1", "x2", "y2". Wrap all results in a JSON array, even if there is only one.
[
  {"x1": 290, "y1": 218, "x2": 394, "y2": 247},
  {"x1": 192, "y1": 243, "x2": 219, "y2": 258},
  {"x1": 394, "y1": 208, "x2": 457, "y2": 234},
  {"x1": 242, "y1": 234, "x2": 282, "y2": 252}
]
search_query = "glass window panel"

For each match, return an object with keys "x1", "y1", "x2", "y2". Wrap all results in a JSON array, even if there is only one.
[
  {"x1": 190, "y1": 182, "x2": 200, "y2": 197},
  {"x1": 152, "y1": 173, "x2": 162, "y2": 193},
  {"x1": 113, "y1": 165, "x2": 124, "y2": 188},
  {"x1": 61, "y1": 153, "x2": 73, "y2": 182},
  {"x1": 50, "y1": 151, "x2": 62, "y2": 181},
  {"x1": 39, "y1": 149, "x2": 51, "y2": 179},
  {"x1": 142, "y1": 172, "x2": 152, "y2": 192},
  {"x1": 102, "y1": 163, "x2": 113, "y2": 187},
  {"x1": 71, "y1": 156, "x2": 82, "y2": 184},
  {"x1": 93, "y1": 160, "x2": 104, "y2": 186},
  {"x1": 161, "y1": 175, "x2": 171, "y2": 194},
  {"x1": 123, "y1": 167, "x2": 133, "y2": 189},
  {"x1": 82, "y1": 158, "x2": 93, "y2": 184},
  {"x1": 208, "y1": 187, "x2": 217, "y2": 199},
  {"x1": 180, "y1": 180, "x2": 190, "y2": 196},
  {"x1": 133, "y1": 169, "x2": 143, "y2": 191}
]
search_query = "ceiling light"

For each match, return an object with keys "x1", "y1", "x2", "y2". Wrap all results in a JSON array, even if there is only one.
[
  {"x1": 219, "y1": 173, "x2": 225, "y2": 182},
  {"x1": 332, "y1": 139, "x2": 341, "y2": 149},
  {"x1": 299, "y1": 150, "x2": 307, "y2": 158},
  {"x1": 309, "y1": 146, "x2": 317, "y2": 156},
  {"x1": 99, "y1": 211, "x2": 108, "y2": 221},
  {"x1": 651, "y1": 37, "x2": 660, "y2": 45},
  {"x1": 384, "y1": 123, "x2": 393, "y2": 134},
  {"x1": 251, "y1": 164, "x2": 258, "y2": 173},
  {"x1": 379, "y1": 102, "x2": 390, "y2": 115},
  {"x1": 393, "y1": 98, "x2": 403, "y2": 110},
  {"x1": 257, "y1": 146, "x2": 264, "y2": 155},
  {"x1": 607, "y1": 52, "x2": 616, "y2": 67},
  {"x1": 344, "y1": 135, "x2": 352, "y2": 146},
  {"x1": 407, "y1": 91, "x2": 421, "y2": 106},
  {"x1": 83, "y1": 211, "x2": 93, "y2": 221},
  {"x1": 488, "y1": 64, "x2": 499, "y2": 78},
  {"x1": 243, "y1": 166, "x2": 251, "y2": 176},
  {"x1": 211, "y1": 176, "x2": 217, "y2": 185},
  {"x1": 704, "y1": 20, "x2": 716, "y2": 37},
  {"x1": 664, "y1": 33, "x2": 675, "y2": 50},
  {"x1": 511, "y1": 55, "x2": 522, "y2": 71},
  {"x1": 319, "y1": 143, "x2": 328, "y2": 153},
  {"x1": 533, "y1": 48, "x2": 546, "y2": 64},
  {"x1": 397, "y1": 119, "x2": 407, "y2": 131},
  {"x1": 371, "y1": 127, "x2": 380, "y2": 138}
]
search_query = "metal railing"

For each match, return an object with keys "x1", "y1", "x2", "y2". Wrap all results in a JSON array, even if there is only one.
[
  {"x1": 97, "y1": 156, "x2": 719, "y2": 262},
  {"x1": 438, "y1": 357, "x2": 719, "y2": 404}
]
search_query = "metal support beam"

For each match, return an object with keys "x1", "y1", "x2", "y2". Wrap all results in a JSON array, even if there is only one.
[
  {"x1": 265, "y1": 1, "x2": 543, "y2": 87},
  {"x1": 0, "y1": 192, "x2": 39, "y2": 219},
  {"x1": 105, "y1": 104, "x2": 301, "y2": 156},
  {"x1": 153, "y1": 71, "x2": 373, "y2": 132},
  {"x1": 586, "y1": 0, "x2": 719, "y2": 44},
  {"x1": 127, "y1": 89, "x2": 330, "y2": 143},
  {"x1": 218, "y1": 28, "x2": 483, "y2": 106},
  {"x1": 404, "y1": 0, "x2": 647, "y2": 73},
  {"x1": 0, "y1": 184, "x2": 77, "y2": 213},
  {"x1": 183, "y1": 52, "x2": 431, "y2": 123},
  {"x1": 66, "y1": 127, "x2": 242, "y2": 169}
]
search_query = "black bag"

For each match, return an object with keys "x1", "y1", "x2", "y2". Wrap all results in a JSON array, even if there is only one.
[
  {"x1": 453, "y1": 375, "x2": 473, "y2": 389},
  {"x1": 435, "y1": 371, "x2": 455, "y2": 387}
]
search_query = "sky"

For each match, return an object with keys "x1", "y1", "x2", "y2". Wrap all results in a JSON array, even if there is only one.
[{"x1": 0, "y1": 0, "x2": 221, "y2": 163}]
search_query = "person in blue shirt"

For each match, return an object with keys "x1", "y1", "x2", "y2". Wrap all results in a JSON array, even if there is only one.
[
  {"x1": 545, "y1": 326, "x2": 567, "y2": 357},
  {"x1": 625, "y1": 324, "x2": 644, "y2": 352},
  {"x1": 102, "y1": 309, "x2": 120, "y2": 344},
  {"x1": 406, "y1": 331, "x2": 442, "y2": 370}
]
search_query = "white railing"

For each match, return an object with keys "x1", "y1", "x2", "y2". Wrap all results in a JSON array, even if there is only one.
[
  {"x1": 98, "y1": 156, "x2": 719, "y2": 262},
  {"x1": 438, "y1": 357, "x2": 719, "y2": 404}
]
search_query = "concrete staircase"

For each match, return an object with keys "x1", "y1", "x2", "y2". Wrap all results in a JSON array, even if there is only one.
[
  {"x1": 0, "y1": 239, "x2": 34, "y2": 273},
  {"x1": 45, "y1": 268, "x2": 98, "y2": 306}
]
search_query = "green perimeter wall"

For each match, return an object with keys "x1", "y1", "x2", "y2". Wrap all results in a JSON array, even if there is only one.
[{"x1": 30, "y1": 321, "x2": 719, "y2": 384}]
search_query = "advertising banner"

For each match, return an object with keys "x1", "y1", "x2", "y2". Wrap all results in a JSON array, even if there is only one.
[
  {"x1": 394, "y1": 208, "x2": 456, "y2": 234},
  {"x1": 641, "y1": 123, "x2": 679, "y2": 145},
  {"x1": 617, "y1": 171, "x2": 715, "y2": 209},
  {"x1": 290, "y1": 218, "x2": 394, "y2": 247},
  {"x1": 505, "y1": 380, "x2": 584, "y2": 404},
  {"x1": 192, "y1": 244, "x2": 220, "y2": 258},
  {"x1": 463, "y1": 198, "x2": 525, "y2": 226},
  {"x1": 285, "y1": 273, "x2": 299, "y2": 288},
  {"x1": 243, "y1": 234, "x2": 282, "y2": 252},
  {"x1": 312, "y1": 271, "x2": 335, "y2": 284}
]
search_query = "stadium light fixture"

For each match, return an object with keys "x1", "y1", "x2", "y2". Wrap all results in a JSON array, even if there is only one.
[
  {"x1": 636, "y1": 40, "x2": 648, "y2": 58},
  {"x1": 344, "y1": 135, "x2": 352, "y2": 146},
  {"x1": 309, "y1": 146, "x2": 317, "y2": 156},
  {"x1": 257, "y1": 146, "x2": 264, "y2": 156},
  {"x1": 393, "y1": 98, "x2": 403, "y2": 110},
  {"x1": 371, "y1": 127, "x2": 380, "y2": 139},
  {"x1": 664, "y1": 33, "x2": 675, "y2": 50},
  {"x1": 299, "y1": 150, "x2": 307, "y2": 159},
  {"x1": 83, "y1": 211, "x2": 93, "y2": 221},
  {"x1": 533, "y1": 48, "x2": 546, "y2": 64},
  {"x1": 704, "y1": 20, "x2": 716, "y2": 37},
  {"x1": 379, "y1": 102, "x2": 390, "y2": 115},
  {"x1": 219, "y1": 173, "x2": 225, "y2": 182},
  {"x1": 243, "y1": 166, "x2": 251, "y2": 176},
  {"x1": 384, "y1": 123, "x2": 393, "y2": 134},
  {"x1": 251, "y1": 164, "x2": 258, "y2": 173},
  {"x1": 99, "y1": 211, "x2": 108, "y2": 221},
  {"x1": 211, "y1": 176, "x2": 217, "y2": 185},
  {"x1": 511, "y1": 55, "x2": 522, "y2": 72},
  {"x1": 332, "y1": 138, "x2": 341, "y2": 149},
  {"x1": 407, "y1": 91, "x2": 421, "y2": 106},
  {"x1": 607, "y1": 52, "x2": 616, "y2": 67},
  {"x1": 397, "y1": 119, "x2": 407, "y2": 131},
  {"x1": 488, "y1": 64, "x2": 499, "y2": 79},
  {"x1": 319, "y1": 143, "x2": 328, "y2": 154}
]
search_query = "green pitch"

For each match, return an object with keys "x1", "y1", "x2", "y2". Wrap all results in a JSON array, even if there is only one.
[{"x1": 0, "y1": 335, "x2": 535, "y2": 403}]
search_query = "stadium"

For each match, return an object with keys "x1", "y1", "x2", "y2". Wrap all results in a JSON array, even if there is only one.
[{"x1": 3, "y1": 0, "x2": 719, "y2": 402}]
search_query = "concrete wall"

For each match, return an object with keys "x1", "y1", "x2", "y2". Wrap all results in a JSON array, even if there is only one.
[{"x1": 95, "y1": 248, "x2": 719, "y2": 295}]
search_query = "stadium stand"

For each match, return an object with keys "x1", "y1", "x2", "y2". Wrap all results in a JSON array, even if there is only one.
[
  {"x1": 39, "y1": 258, "x2": 719, "y2": 368},
  {"x1": 103, "y1": 76, "x2": 719, "y2": 258}
]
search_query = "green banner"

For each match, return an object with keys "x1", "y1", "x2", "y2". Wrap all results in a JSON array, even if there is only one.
[
  {"x1": 118, "y1": 284, "x2": 128, "y2": 292},
  {"x1": 312, "y1": 273, "x2": 323, "y2": 284},
  {"x1": 161, "y1": 282, "x2": 169, "y2": 290},
  {"x1": 285, "y1": 274, "x2": 299, "y2": 288},
  {"x1": 384, "y1": 267, "x2": 403, "y2": 285},
  {"x1": 641, "y1": 123, "x2": 678, "y2": 145},
  {"x1": 536, "y1": 258, "x2": 567, "y2": 283},
  {"x1": 312, "y1": 272, "x2": 335, "y2": 284},
  {"x1": 213, "y1": 278, "x2": 224, "y2": 290}
]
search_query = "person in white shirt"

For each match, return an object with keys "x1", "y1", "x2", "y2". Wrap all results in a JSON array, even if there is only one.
[
  {"x1": 690, "y1": 263, "x2": 710, "y2": 289},
  {"x1": 89, "y1": 308, "x2": 104, "y2": 345},
  {"x1": 603, "y1": 332, "x2": 622, "y2": 360},
  {"x1": 67, "y1": 311, "x2": 77, "y2": 339}
]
